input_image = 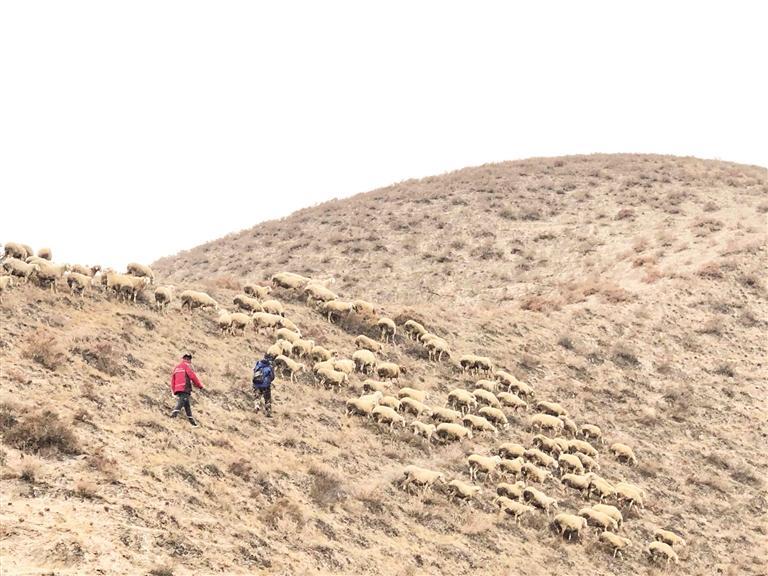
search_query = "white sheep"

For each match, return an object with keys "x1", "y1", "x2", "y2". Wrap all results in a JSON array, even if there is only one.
[
  {"x1": 524, "y1": 448, "x2": 558, "y2": 470},
  {"x1": 333, "y1": 359, "x2": 355, "y2": 375},
  {"x1": 33, "y1": 261, "x2": 70, "y2": 293},
  {"x1": 352, "y1": 299, "x2": 376, "y2": 316},
  {"x1": 428, "y1": 406, "x2": 462, "y2": 424},
  {"x1": 496, "y1": 499, "x2": 535, "y2": 524},
  {"x1": 592, "y1": 504, "x2": 623, "y2": 528},
  {"x1": 229, "y1": 312, "x2": 253, "y2": 335},
  {"x1": 321, "y1": 299, "x2": 354, "y2": 323},
  {"x1": 126, "y1": 262, "x2": 154, "y2": 284},
  {"x1": 271, "y1": 272, "x2": 310, "y2": 290},
  {"x1": 362, "y1": 379, "x2": 389, "y2": 393},
  {"x1": 377, "y1": 317, "x2": 396, "y2": 343},
  {"x1": 180, "y1": 289, "x2": 219, "y2": 312},
  {"x1": 498, "y1": 457, "x2": 525, "y2": 478},
  {"x1": 468, "y1": 454, "x2": 503, "y2": 482},
  {"x1": 291, "y1": 338, "x2": 315, "y2": 358},
  {"x1": 496, "y1": 481, "x2": 526, "y2": 500},
  {"x1": 561, "y1": 473, "x2": 591, "y2": 495},
  {"x1": 447, "y1": 480, "x2": 482, "y2": 505},
  {"x1": 447, "y1": 389, "x2": 478, "y2": 414},
  {"x1": 398, "y1": 387, "x2": 427, "y2": 403},
  {"x1": 435, "y1": 422, "x2": 473, "y2": 442},
  {"x1": 376, "y1": 362, "x2": 405, "y2": 381},
  {"x1": 36, "y1": 247, "x2": 52, "y2": 260},
  {"x1": 105, "y1": 271, "x2": 149, "y2": 302},
  {"x1": 553, "y1": 513, "x2": 588, "y2": 541},
  {"x1": 579, "y1": 507, "x2": 618, "y2": 532},
  {"x1": 523, "y1": 486, "x2": 559, "y2": 516},
  {"x1": 378, "y1": 395, "x2": 401, "y2": 410},
  {"x1": 530, "y1": 413, "x2": 565, "y2": 435},
  {"x1": 304, "y1": 283, "x2": 338, "y2": 306},
  {"x1": 244, "y1": 284, "x2": 272, "y2": 299},
  {"x1": 404, "y1": 319, "x2": 427, "y2": 341},
  {"x1": 575, "y1": 452, "x2": 600, "y2": 473},
  {"x1": 216, "y1": 311, "x2": 233, "y2": 333},
  {"x1": 154, "y1": 286, "x2": 174, "y2": 313},
  {"x1": 473, "y1": 388, "x2": 501, "y2": 408},
  {"x1": 478, "y1": 406, "x2": 509, "y2": 429},
  {"x1": 521, "y1": 462, "x2": 552, "y2": 484},
  {"x1": 497, "y1": 442, "x2": 526, "y2": 459},
  {"x1": 580, "y1": 423, "x2": 603, "y2": 443},
  {"x1": 647, "y1": 541, "x2": 679, "y2": 565},
  {"x1": 475, "y1": 379, "x2": 497, "y2": 392},
  {"x1": 532, "y1": 434, "x2": 564, "y2": 456},
  {"x1": 411, "y1": 421, "x2": 437, "y2": 443},
  {"x1": 654, "y1": 529, "x2": 686, "y2": 548},
  {"x1": 70, "y1": 264, "x2": 100, "y2": 277},
  {"x1": 274, "y1": 355, "x2": 306, "y2": 383},
  {"x1": 560, "y1": 416, "x2": 578, "y2": 437},
  {"x1": 586, "y1": 473, "x2": 616, "y2": 502},
  {"x1": 615, "y1": 481, "x2": 645, "y2": 510},
  {"x1": 537, "y1": 400, "x2": 568, "y2": 417},
  {"x1": 310, "y1": 345, "x2": 334, "y2": 362},
  {"x1": 425, "y1": 338, "x2": 451, "y2": 362},
  {"x1": 345, "y1": 391, "x2": 383, "y2": 417},
  {"x1": 462, "y1": 414, "x2": 498, "y2": 435},
  {"x1": 355, "y1": 334, "x2": 383, "y2": 353},
  {"x1": 276, "y1": 327, "x2": 302, "y2": 342},
  {"x1": 400, "y1": 465, "x2": 446, "y2": 495},
  {"x1": 610, "y1": 443, "x2": 638, "y2": 465},
  {"x1": 233, "y1": 294, "x2": 263, "y2": 313},
  {"x1": 569, "y1": 439, "x2": 599, "y2": 458},
  {"x1": 66, "y1": 272, "x2": 93, "y2": 298},
  {"x1": 399, "y1": 397, "x2": 431, "y2": 419},
  {"x1": 2, "y1": 242, "x2": 30, "y2": 260},
  {"x1": 352, "y1": 349, "x2": 377, "y2": 374},
  {"x1": 261, "y1": 299, "x2": 285, "y2": 316},
  {"x1": 600, "y1": 532, "x2": 632, "y2": 559},
  {"x1": 558, "y1": 453, "x2": 584, "y2": 474},
  {"x1": 316, "y1": 366, "x2": 348, "y2": 389},
  {"x1": 371, "y1": 405, "x2": 406, "y2": 431}
]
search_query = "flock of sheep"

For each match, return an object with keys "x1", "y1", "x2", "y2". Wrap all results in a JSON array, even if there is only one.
[{"x1": 0, "y1": 244, "x2": 685, "y2": 567}]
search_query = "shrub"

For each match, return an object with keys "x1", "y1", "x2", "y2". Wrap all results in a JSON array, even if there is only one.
[
  {"x1": 212, "y1": 275, "x2": 242, "y2": 291},
  {"x1": 612, "y1": 344, "x2": 640, "y2": 368},
  {"x1": 228, "y1": 459, "x2": 252, "y2": 481},
  {"x1": 148, "y1": 565, "x2": 175, "y2": 576},
  {"x1": 309, "y1": 465, "x2": 346, "y2": 510},
  {"x1": 23, "y1": 328, "x2": 66, "y2": 370},
  {"x1": 74, "y1": 480, "x2": 98, "y2": 499},
  {"x1": 0, "y1": 409, "x2": 80, "y2": 456},
  {"x1": 19, "y1": 459, "x2": 39, "y2": 482},
  {"x1": 76, "y1": 341, "x2": 123, "y2": 376}
]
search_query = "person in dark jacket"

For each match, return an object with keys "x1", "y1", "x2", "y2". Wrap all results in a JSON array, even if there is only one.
[
  {"x1": 170, "y1": 353, "x2": 204, "y2": 426},
  {"x1": 252, "y1": 353, "x2": 276, "y2": 417}
]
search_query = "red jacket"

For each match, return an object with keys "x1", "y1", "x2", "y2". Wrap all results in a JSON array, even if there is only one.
[{"x1": 171, "y1": 360, "x2": 203, "y2": 394}]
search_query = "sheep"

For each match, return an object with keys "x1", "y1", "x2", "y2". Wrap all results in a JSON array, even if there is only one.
[
  {"x1": 377, "y1": 317, "x2": 396, "y2": 343},
  {"x1": 353, "y1": 349, "x2": 377, "y2": 374},
  {"x1": 473, "y1": 388, "x2": 502, "y2": 409},
  {"x1": 473, "y1": 356, "x2": 494, "y2": 374},
  {"x1": 586, "y1": 474, "x2": 616, "y2": 502},
  {"x1": 266, "y1": 343, "x2": 283, "y2": 358},
  {"x1": 592, "y1": 504, "x2": 624, "y2": 529},
  {"x1": 273, "y1": 355, "x2": 305, "y2": 383},
  {"x1": 259, "y1": 299, "x2": 284, "y2": 316},
  {"x1": 558, "y1": 453, "x2": 584, "y2": 474},
  {"x1": 33, "y1": 261, "x2": 70, "y2": 292},
  {"x1": 459, "y1": 354, "x2": 480, "y2": 373},
  {"x1": 435, "y1": 423, "x2": 473, "y2": 442},
  {"x1": 355, "y1": 334, "x2": 383, "y2": 353},
  {"x1": 244, "y1": 284, "x2": 272, "y2": 299},
  {"x1": 425, "y1": 338, "x2": 451, "y2": 362},
  {"x1": 216, "y1": 311, "x2": 233, "y2": 333},
  {"x1": 371, "y1": 405, "x2": 406, "y2": 431},
  {"x1": 316, "y1": 366, "x2": 349, "y2": 389},
  {"x1": 494, "y1": 370, "x2": 518, "y2": 388},
  {"x1": 350, "y1": 299, "x2": 374, "y2": 316},
  {"x1": 499, "y1": 457, "x2": 525, "y2": 478},
  {"x1": 497, "y1": 442, "x2": 526, "y2": 459},
  {"x1": 180, "y1": 290, "x2": 219, "y2": 312},
  {"x1": 462, "y1": 414, "x2": 498, "y2": 435},
  {"x1": 233, "y1": 294, "x2": 263, "y2": 313},
  {"x1": 447, "y1": 480, "x2": 481, "y2": 505},
  {"x1": 478, "y1": 406, "x2": 509, "y2": 429},
  {"x1": 600, "y1": 532, "x2": 632, "y2": 559},
  {"x1": 615, "y1": 481, "x2": 645, "y2": 510},
  {"x1": 411, "y1": 421, "x2": 437, "y2": 443},
  {"x1": 496, "y1": 481, "x2": 526, "y2": 501},
  {"x1": 560, "y1": 416, "x2": 578, "y2": 437},
  {"x1": 0, "y1": 275, "x2": 14, "y2": 301},
  {"x1": 429, "y1": 406, "x2": 462, "y2": 424},
  {"x1": 524, "y1": 448, "x2": 558, "y2": 470},
  {"x1": 400, "y1": 465, "x2": 446, "y2": 495},
  {"x1": 398, "y1": 387, "x2": 426, "y2": 403},
  {"x1": 561, "y1": 473, "x2": 591, "y2": 495},
  {"x1": 579, "y1": 507, "x2": 619, "y2": 532},
  {"x1": 105, "y1": 271, "x2": 149, "y2": 302},
  {"x1": 2, "y1": 242, "x2": 30, "y2": 260},
  {"x1": 362, "y1": 379, "x2": 389, "y2": 394},
  {"x1": 36, "y1": 247, "x2": 52, "y2": 260},
  {"x1": 521, "y1": 462, "x2": 552, "y2": 484},
  {"x1": 523, "y1": 486, "x2": 559, "y2": 516},
  {"x1": 271, "y1": 272, "x2": 310, "y2": 290},
  {"x1": 278, "y1": 317, "x2": 300, "y2": 332},
  {"x1": 274, "y1": 339, "x2": 294, "y2": 356},
  {"x1": 647, "y1": 541, "x2": 679, "y2": 565},
  {"x1": 575, "y1": 452, "x2": 600, "y2": 473},
  {"x1": 498, "y1": 392, "x2": 527, "y2": 411},
  {"x1": 306, "y1": 347, "x2": 332, "y2": 364},
  {"x1": 400, "y1": 397, "x2": 432, "y2": 419},
  {"x1": 497, "y1": 499, "x2": 535, "y2": 524},
  {"x1": 580, "y1": 423, "x2": 603, "y2": 443},
  {"x1": 376, "y1": 362, "x2": 405, "y2": 381},
  {"x1": 154, "y1": 286, "x2": 173, "y2": 313},
  {"x1": 537, "y1": 400, "x2": 568, "y2": 417},
  {"x1": 321, "y1": 300, "x2": 354, "y2": 323},
  {"x1": 3, "y1": 258, "x2": 38, "y2": 282},
  {"x1": 378, "y1": 395, "x2": 401, "y2": 410},
  {"x1": 291, "y1": 338, "x2": 315, "y2": 359},
  {"x1": 70, "y1": 264, "x2": 100, "y2": 277},
  {"x1": 333, "y1": 359, "x2": 355, "y2": 375},
  {"x1": 229, "y1": 312, "x2": 253, "y2": 335},
  {"x1": 508, "y1": 379, "x2": 535, "y2": 399},
  {"x1": 654, "y1": 529, "x2": 686, "y2": 548},
  {"x1": 532, "y1": 435, "x2": 564, "y2": 456},
  {"x1": 530, "y1": 413, "x2": 565, "y2": 435},
  {"x1": 404, "y1": 319, "x2": 427, "y2": 341},
  {"x1": 610, "y1": 443, "x2": 638, "y2": 465},
  {"x1": 304, "y1": 283, "x2": 338, "y2": 306},
  {"x1": 447, "y1": 389, "x2": 478, "y2": 414},
  {"x1": 66, "y1": 272, "x2": 93, "y2": 297},
  {"x1": 345, "y1": 391, "x2": 383, "y2": 417},
  {"x1": 126, "y1": 262, "x2": 154, "y2": 284},
  {"x1": 475, "y1": 379, "x2": 497, "y2": 392},
  {"x1": 272, "y1": 328, "x2": 300, "y2": 344},
  {"x1": 553, "y1": 513, "x2": 588, "y2": 541},
  {"x1": 468, "y1": 454, "x2": 503, "y2": 482},
  {"x1": 569, "y1": 439, "x2": 599, "y2": 458}
]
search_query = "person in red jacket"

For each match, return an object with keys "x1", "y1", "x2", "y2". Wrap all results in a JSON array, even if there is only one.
[{"x1": 170, "y1": 353, "x2": 204, "y2": 427}]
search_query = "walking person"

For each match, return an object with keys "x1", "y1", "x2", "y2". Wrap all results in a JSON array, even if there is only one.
[
  {"x1": 170, "y1": 353, "x2": 204, "y2": 427},
  {"x1": 252, "y1": 353, "x2": 276, "y2": 417}
]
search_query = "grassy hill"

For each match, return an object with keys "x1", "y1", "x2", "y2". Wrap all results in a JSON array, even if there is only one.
[{"x1": 1, "y1": 154, "x2": 766, "y2": 575}]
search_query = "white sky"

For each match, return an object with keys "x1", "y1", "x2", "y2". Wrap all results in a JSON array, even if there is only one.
[{"x1": 1, "y1": 1, "x2": 766, "y2": 270}]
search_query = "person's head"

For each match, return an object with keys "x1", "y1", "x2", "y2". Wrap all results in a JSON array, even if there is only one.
[
  {"x1": 182, "y1": 353, "x2": 193, "y2": 362},
  {"x1": 264, "y1": 353, "x2": 275, "y2": 363}
]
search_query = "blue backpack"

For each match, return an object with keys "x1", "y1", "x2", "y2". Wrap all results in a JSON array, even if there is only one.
[{"x1": 252, "y1": 360, "x2": 274, "y2": 388}]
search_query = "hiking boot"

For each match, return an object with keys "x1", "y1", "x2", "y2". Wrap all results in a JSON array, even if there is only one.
[
  {"x1": 265, "y1": 411, "x2": 273, "y2": 418},
  {"x1": 170, "y1": 410, "x2": 180, "y2": 418},
  {"x1": 188, "y1": 417, "x2": 198, "y2": 427}
]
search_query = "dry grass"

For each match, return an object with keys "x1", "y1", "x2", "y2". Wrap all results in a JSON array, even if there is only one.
[
  {"x1": 0, "y1": 406, "x2": 80, "y2": 456},
  {"x1": 23, "y1": 327, "x2": 66, "y2": 370}
]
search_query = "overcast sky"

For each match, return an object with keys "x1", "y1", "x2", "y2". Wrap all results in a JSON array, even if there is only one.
[{"x1": 1, "y1": 1, "x2": 765, "y2": 269}]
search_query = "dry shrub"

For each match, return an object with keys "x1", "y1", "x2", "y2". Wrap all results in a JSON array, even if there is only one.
[
  {"x1": 228, "y1": 459, "x2": 253, "y2": 481},
  {"x1": 23, "y1": 328, "x2": 66, "y2": 371},
  {"x1": 738, "y1": 272, "x2": 763, "y2": 291},
  {"x1": 76, "y1": 341, "x2": 123, "y2": 376},
  {"x1": 148, "y1": 566, "x2": 175, "y2": 576},
  {"x1": 612, "y1": 344, "x2": 640, "y2": 368},
  {"x1": 521, "y1": 295, "x2": 563, "y2": 313},
  {"x1": 5, "y1": 367, "x2": 29, "y2": 385},
  {"x1": 692, "y1": 217, "x2": 724, "y2": 236},
  {"x1": 0, "y1": 407, "x2": 80, "y2": 456},
  {"x1": 600, "y1": 284, "x2": 632, "y2": 304},
  {"x1": 615, "y1": 208, "x2": 635, "y2": 220},
  {"x1": 642, "y1": 267, "x2": 664, "y2": 284},
  {"x1": 697, "y1": 262, "x2": 723, "y2": 279},
  {"x1": 261, "y1": 497, "x2": 305, "y2": 530},
  {"x1": 698, "y1": 318, "x2": 724, "y2": 336},
  {"x1": 309, "y1": 465, "x2": 346, "y2": 510},
  {"x1": 662, "y1": 383, "x2": 697, "y2": 422},
  {"x1": 88, "y1": 448, "x2": 118, "y2": 479},
  {"x1": 212, "y1": 275, "x2": 242, "y2": 291},
  {"x1": 20, "y1": 459, "x2": 40, "y2": 482},
  {"x1": 74, "y1": 480, "x2": 98, "y2": 499},
  {"x1": 713, "y1": 363, "x2": 735, "y2": 378},
  {"x1": 557, "y1": 335, "x2": 575, "y2": 350}
]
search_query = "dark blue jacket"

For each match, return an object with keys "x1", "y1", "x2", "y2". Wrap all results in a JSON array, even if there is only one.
[{"x1": 253, "y1": 360, "x2": 275, "y2": 389}]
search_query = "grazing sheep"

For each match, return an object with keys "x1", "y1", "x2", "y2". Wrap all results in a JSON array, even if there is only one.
[
  {"x1": 376, "y1": 362, "x2": 405, "y2": 381},
  {"x1": 352, "y1": 299, "x2": 376, "y2": 316},
  {"x1": 271, "y1": 272, "x2": 310, "y2": 290},
  {"x1": 276, "y1": 327, "x2": 302, "y2": 343},
  {"x1": 291, "y1": 338, "x2": 315, "y2": 358},
  {"x1": 37, "y1": 247, "x2": 52, "y2": 260},
  {"x1": 378, "y1": 395, "x2": 401, "y2": 410},
  {"x1": 523, "y1": 486, "x2": 559, "y2": 516},
  {"x1": 553, "y1": 513, "x2": 588, "y2": 541},
  {"x1": 310, "y1": 345, "x2": 334, "y2": 362},
  {"x1": 459, "y1": 354, "x2": 479, "y2": 372},
  {"x1": 647, "y1": 541, "x2": 679, "y2": 565},
  {"x1": 494, "y1": 370, "x2": 518, "y2": 388},
  {"x1": 233, "y1": 294, "x2": 263, "y2": 313},
  {"x1": 498, "y1": 392, "x2": 528, "y2": 411},
  {"x1": 400, "y1": 397, "x2": 431, "y2": 419},
  {"x1": 654, "y1": 529, "x2": 686, "y2": 548},
  {"x1": 435, "y1": 422, "x2": 473, "y2": 442},
  {"x1": 333, "y1": 359, "x2": 355, "y2": 375},
  {"x1": 425, "y1": 337, "x2": 451, "y2": 362},
  {"x1": 398, "y1": 387, "x2": 426, "y2": 403},
  {"x1": 586, "y1": 474, "x2": 616, "y2": 502},
  {"x1": 0, "y1": 275, "x2": 14, "y2": 301},
  {"x1": 447, "y1": 389, "x2": 478, "y2": 414},
  {"x1": 345, "y1": 391, "x2": 383, "y2": 417},
  {"x1": 537, "y1": 400, "x2": 568, "y2": 417},
  {"x1": 579, "y1": 508, "x2": 619, "y2": 532},
  {"x1": 497, "y1": 442, "x2": 526, "y2": 459},
  {"x1": 559, "y1": 453, "x2": 584, "y2": 474},
  {"x1": 400, "y1": 465, "x2": 445, "y2": 495},
  {"x1": 468, "y1": 454, "x2": 503, "y2": 482},
  {"x1": 411, "y1": 421, "x2": 437, "y2": 443},
  {"x1": 154, "y1": 286, "x2": 173, "y2": 313},
  {"x1": 496, "y1": 481, "x2": 526, "y2": 501},
  {"x1": 304, "y1": 283, "x2": 338, "y2": 305},
  {"x1": 371, "y1": 405, "x2": 406, "y2": 431},
  {"x1": 216, "y1": 311, "x2": 233, "y2": 333},
  {"x1": 462, "y1": 414, "x2": 498, "y2": 435},
  {"x1": 498, "y1": 457, "x2": 526, "y2": 478},
  {"x1": 561, "y1": 473, "x2": 591, "y2": 495},
  {"x1": 429, "y1": 406, "x2": 462, "y2": 424},
  {"x1": 524, "y1": 448, "x2": 558, "y2": 470},
  {"x1": 321, "y1": 299, "x2": 354, "y2": 323},
  {"x1": 610, "y1": 443, "x2": 638, "y2": 465},
  {"x1": 473, "y1": 388, "x2": 502, "y2": 409},
  {"x1": 447, "y1": 480, "x2": 482, "y2": 505},
  {"x1": 316, "y1": 366, "x2": 348, "y2": 389},
  {"x1": 478, "y1": 406, "x2": 509, "y2": 429},
  {"x1": 70, "y1": 264, "x2": 100, "y2": 277},
  {"x1": 475, "y1": 379, "x2": 498, "y2": 392},
  {"x1": 180, "y1": 290, "x2": 219, "y2": 312},
  {"x1": 560, "y1": 416, "x2": 578, "y2": 437},
  {"x1": 592, "y1": 504, "x2": 624, "y2": 528},
  {"x1": 521, "y1": 462, "x2": 552, "y2": 484},
  {"x1": 229, "y1": 312, "x2": 253, "y2": 335},
  {"x1": 615, "y1": 482, "x2": 645, "y2": 510},
  {"x1": 274, "y1": 339, "x2": 294, "y2": 356},
  {"x1": 580, "y1": 424, "x2": 603, "y2": 443},
  {"x1": 362, "y1": 379, "x2": 389, "y2": 393},
  {"x1": 278, "y1": 317, "x2": 300, "y2": 332},
  {"x1": 496, "y1": 498, "x2": 535, "y2": 524},
  {"x1": 33, "y1": 261, "x2": 70, "y2": 292},
  {"x1": 66, "y1": 272, "x2": 93, "y2": 297},
  {"x1": 377, "y1": 317, "x2": 396, "y2": 343},
  {"x1": 106, "y1": 272, "x2": 149, "y2": 302},
  {"x1": 274, "y1": 355, "x2": 305, "y2": 383},
  {"x1": 532, "y1": 435, "x2": 564, "y2": 456},
  {"x1": 600, "y1": 532, "x2": 632, "y2": 559},
  {"x1": 508, "y1": 379, "x2": 535, "y2": 399},
  {"x1": 266, "y1": 343, "x2": 283, "y2": 358},
  {"x1": 353, "y1": 349, "x2": 377, "y2": 374},
  {"x1": 530, "y1": 413, "x2": 565, "y2": 435},
  {"x1": 2, "y1": 242, "x2": 30, "y2": 260},
  {"x1": 243, "y1": 284, "x2": 272, "y2": 299},
  {"x1": 404, "y1": 319, "x2": 427, "y2": 341},
  {"x1": 569, "y1": 439, "x2": 599, "y2": 458},
  {"x1": 575, "y1": 452, "x2": 600, "y2": 473},
  {"x1": 474, "y1": 356, "x2": 494, "y2": 374},
  {"x1": 355, "y1": 334, "x2": 383, "y2": 353},
  {"x1": 126, "y1": 262, "x2": 154, "y2": 284}
]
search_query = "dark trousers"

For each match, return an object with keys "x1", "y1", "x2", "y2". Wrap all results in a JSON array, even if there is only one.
[
  {"x1": 254, "y1": 386, "x2": 272, "y2": 414},
  {"x1": 174, "y1": 392, "x2": 193, "y2": 417}
]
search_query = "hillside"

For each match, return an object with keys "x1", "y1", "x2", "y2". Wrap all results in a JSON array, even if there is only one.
[{"x1": 2, "y1": 154, "x2": 767, "y2": 575}]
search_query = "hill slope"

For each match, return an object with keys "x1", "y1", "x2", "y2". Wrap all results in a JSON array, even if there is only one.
[{"x1": 2, "y1": 154, "x2": 767, "y2": 575}]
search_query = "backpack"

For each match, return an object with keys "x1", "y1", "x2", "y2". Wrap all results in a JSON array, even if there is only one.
[{"x1": 252, "y1": 360, "x2": 271, "y2": 387}]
